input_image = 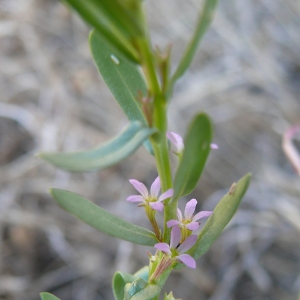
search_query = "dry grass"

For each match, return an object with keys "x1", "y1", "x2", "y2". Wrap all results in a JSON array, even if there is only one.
[{"x1": 0, "y1": 0, "x2": 300, "y2": 299}]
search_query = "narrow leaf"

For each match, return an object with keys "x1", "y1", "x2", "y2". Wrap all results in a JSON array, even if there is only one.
[
  {"x1": 63, "y1": 0, "x2": 140, "y2": 62},
  {"x1": 172, "y1": 113, "x2": 212, "y2": 202},
  {"x1": 90, "y1": 31, "x2": 153, "y2": 154},
  {"x1": 189, "y1": 173, "x2": 251, "y2": 258},
  {"x1": 50, "y1": 188, "x2": 158, "y2": 246},
  {"x1": 38, "y1": 121, "x2": 155, "y2": 172},
  {"x1": 171, "y1": 0, "x2": 218, "y2": 86},
  {"x1": 40, "y1": 293, "x2": 61, "y2": 300}
]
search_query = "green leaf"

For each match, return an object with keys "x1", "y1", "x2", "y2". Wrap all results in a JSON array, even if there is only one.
[
  {"x1": 40, "y1": 293, "x2": 61, "y2": 300},
  {"x1": 112, "y1": 267, "x2": 149, "y2": 300},
  {"x1": 189, "y1": 173, "x2": 251, "y2": 259},
  {"x1": 170, "y1": 0, "x2": 219, "y2": 87},
  {"x1": 38, "y1": 121, "x2": 155, "y2": 172},
  {"x1": 63, "y1": 0, "x2": 141, "y2": 62},
  {"x1": 172, "y1": 113, "x2": 212, "y2": 202},
  {"x1": 90, "y1": 31, "x2": 153, "y2": 154},
  {"x1": 50, "y1": 188, "x2": 158, "y2": 246},
  {"x1": 113, "y1": 272, "x2": 136, "y2": 300},
  {"x1": 124, "y1": 278, "x2": 160, "y2": 300}
]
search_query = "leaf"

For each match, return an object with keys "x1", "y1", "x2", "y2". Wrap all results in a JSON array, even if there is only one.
[
  {"x1": 38, "y1": 121, "x2": 155, "y2": 172},
  {"x1": 112, "y1": 267, "x2": 149, "y2": 300},
  {"x1": 90, "y1": 31, "x2": 153, "y2": 154},
  {"x1": 172, "y1": 113, "x2": 212, "y2": 202},
  {"x1": 63, "y1": 0, "x2": 140, "y2": 62},
  {"x1": 40, "y1": 293, "x2": 61, "y2": 300},
  {"x1": 124, "y1": 278, "x2": 160, "y2": 300},
  {"x1": 113, "y1": 272, "x2": 136, "y2": 300},
  {"x1": 50, "y1": 188, "x2": 158, "y2": 246},
  {"x1": 188, "y1": 173, "x2": 251, "y2": 259},
  {"x1": 170, "y1": 0, "x2": 219, "y2": 86}
]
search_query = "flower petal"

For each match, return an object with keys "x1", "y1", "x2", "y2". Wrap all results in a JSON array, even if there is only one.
[
  {"x1": 192, "y1": 211, "x2": 213, "y2": 222},
  {"x1": 150, "y1": 202, "x2": 164, "y2": 212},
  {"x1": 150, "y1": 176, "x2": 161, "y2": 198},
  {"x1": 177, "y1": 208, "x2": 183, "y2": 222},
  {"x1": 158, "y1": 189, "x2": 173, "y2": 202},
  {"x1": 186, "y1": 222, "x2": 200, "y2": 231},
  {"x1": 167, "y1": 132, "x2": 184, "y2": 153},
  {"x1": 129, "y1": 179, "x2": 149, "y2": 198},
  {"x1": 177, "y1": 254, "x2": 196, "y2": 269},
  {"x1": 167, "y1": 220, "x2": 180, "y2": 228},
  {"x1": 126, "y1": 195, "x2": 144, "y2": 203},
  {"x1": 178, "y1": 235, "x2": 197, "y2": 253},
  {"x1": 154, "y1": 242, "x2": 171, "y2": 254},
  {"x1": 170, "y1": 226, "x2": 181, "y2": 249},
  {"x1": 210, "y1": 143, "x2": 218, "y2": 149},
  {"x1": 184, "y1": 199, "x2": 197, "y2": 220}
]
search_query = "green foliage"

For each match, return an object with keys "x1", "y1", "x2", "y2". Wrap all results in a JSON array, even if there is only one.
[
  {"x1": 188, "y1": 173, "x2": 252, "y2": 258},
  {"x1": 90, "y1": 31, "x2": 153, "y2": 153},
  {"x1": 172, "y1": 113, "x2": 212, "y2": 202},
  {"x1": 112, "y1": 267, "x2": 149, "y2": 300},
  {"x1": 40, "y1": 293, "x2": 61, "y2": 300},
  {"x1": 63, "y1": 0, "x2": 143, "y2": 62},
  {"x1": 124, "y1": 278, "x2": 160, "y2": 300},
  {"x1": 50, "y1": 189, "x2": 158, "y2": 246},
  {"x1": 171, "y1": 0, "x2": 219, "y2": 86},
  {"x1": 38, "y1": 121, "x2": 155, "y2": 171}
]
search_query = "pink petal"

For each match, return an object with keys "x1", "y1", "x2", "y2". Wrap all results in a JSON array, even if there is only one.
[
  {"x1": 158, "y1": 189, "x2": 173, "y2": 202},
  {"x1": 150, "y1": 176, "x2": 161, "y2": 198},
  {"x1": 154, "y1": 242, "x2": 171, "y2": 254},
  {"x1": 170, "y1": 226, "x2": 181, "y2": 249},
  {"x1": 167, "y1": 220, "x2": 180, "y2": 228},
  {"x1": 126, "y1": 195, "x2": 144, "y2": 203},
  {"x1": 210, "y1": 143, "x2": 218, "y2": 149},
  {"x1": 129, "y1": 179, "x2": 149, "y2": 198},
  {"x1": 192, "y1": 211, "x2": 213, "y2": 222},
  {"x1": 167, "y1": 132, "x2": 184, "y2": 153},
  {"x1": 178, "y1": 235, "x2": 197, "y2": 253},
  {"x1": 184, "y1": 199, "x2": 197, "y2": 219},
  {"x1": 149, "y1": 202, "x2": 164, "y2": 212},
  {"x1": 177, "y1": 254, "x2": 196, "y2": 269},
  {"x1": 186, "y1": 222, "x2": 200, "y2": 231},
  {"x1": 177, "y1": 208, "x2": 183, "y2": 222}
]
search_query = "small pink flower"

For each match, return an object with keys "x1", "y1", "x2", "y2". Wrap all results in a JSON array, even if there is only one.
[
  {"x1": 154, "y1": 226, "x2": 197, "y2": 268},
  {"x1": 167, "y1": 131, "x2": 218, "y2": 154},
  {"x1": 167, "y1": 132, "x2": 184, "y2": 154},
  {"x1": 127, "y1": 177, "x2": 173, "y2": 211},
  {"x1": 167, "y1": 199, "x2": 213, "y2": 231}
]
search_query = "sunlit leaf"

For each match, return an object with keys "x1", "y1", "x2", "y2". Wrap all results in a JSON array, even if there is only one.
[
  {"x1": 38, "y1": 121, "x2": 155, "y2": 172},
  {"x1": 172, "y1": 113, "x2": 212, "y2": 202},
  {"x1": 189, "y1": 173, "x2": 251, "y2": 258},
  {"x1": 90, "y1": 31, "x2": 154, "y2": 154},
  {"x1": 50, "y1": 189, "x2": 158, "y2": 246}
]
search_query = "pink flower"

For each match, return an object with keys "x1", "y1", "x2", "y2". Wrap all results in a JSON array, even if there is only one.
[
  {"x1": 127, "y1": 177, "x2": 173, "y2": 211},
  {"x1": 167, "y1": 199, "x2": 213, "y2": 231},
  {"x1": 167, "y1": 132, "x2": 184, "y2": 154},
  {"x1": 167, "y1": 131, "x2": 218, "y2": 154},
  {"x1": 154, "y1": 226, "x2": 197, "y2": 268}
]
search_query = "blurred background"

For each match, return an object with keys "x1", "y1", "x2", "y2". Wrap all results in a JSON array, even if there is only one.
[{"x1": 0, "y1": 0, "x2": 300, "y2": 299}]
